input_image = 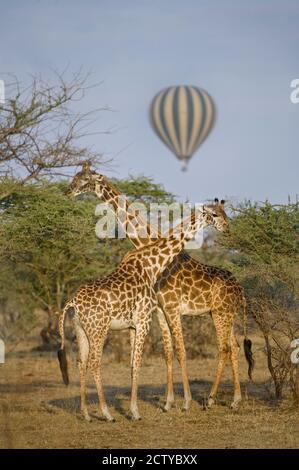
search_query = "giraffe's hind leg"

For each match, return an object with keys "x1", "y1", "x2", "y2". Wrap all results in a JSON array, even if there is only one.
[
  {"x1": 207, "y1": 310, "x2": 241, "y2": 409},
  {"x1": 230, "y1": 328, "x2": 241, "y2": 409},
  {"x1": 74, "y1": 320, "x2": 91, "y2": 422},
  {"x1": 89, "y1": 326, "x2": 114, "y2": 422},
  {"x1": 156, "y1": 306, "x2": 175, "y2": 411}
]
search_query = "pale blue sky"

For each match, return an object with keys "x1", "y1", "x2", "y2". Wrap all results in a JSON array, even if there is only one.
[{"x1": 1, "y1": 0, "x2": 298, "y2": 203}]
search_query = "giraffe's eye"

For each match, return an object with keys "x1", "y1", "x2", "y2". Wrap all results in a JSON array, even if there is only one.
[{"x1": 212, "y1": 213, "x2": 218, "y2": 217}]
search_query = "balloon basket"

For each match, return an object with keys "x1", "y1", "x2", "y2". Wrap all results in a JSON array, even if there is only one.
[{"x1": 181, "y1": 161, "x2": 188, "y2": 171}]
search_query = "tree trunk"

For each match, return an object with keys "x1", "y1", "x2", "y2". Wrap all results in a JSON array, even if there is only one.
[
  {"x1": 38, "y1": 309, "x2": 60, "y2": 351},
  {"x1": 264, "y1": 334, "x2": 284, "y2": 401},
  {"x1": 274, "y1": 380, "x2": 283, "y2": 400}
]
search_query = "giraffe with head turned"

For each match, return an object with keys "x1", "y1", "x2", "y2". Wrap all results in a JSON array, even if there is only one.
[
  {"x1": 58, "y1": 203, "x2": 227, "y2": 421},
  {"x1": 66, "y1": 163, "x2": 254, "y2": 411}
]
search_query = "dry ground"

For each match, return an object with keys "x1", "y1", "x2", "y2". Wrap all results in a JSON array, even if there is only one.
[{"x1": 0, "y1": 333, "x2": 299, "y2": 449}]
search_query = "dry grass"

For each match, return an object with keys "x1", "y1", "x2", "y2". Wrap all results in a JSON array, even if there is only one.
[{"x1": 1, "y1": 333, "x2": 299, "y2": 449}]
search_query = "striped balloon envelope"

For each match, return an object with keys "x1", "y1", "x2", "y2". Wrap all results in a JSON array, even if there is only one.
[{"x1": 150, "y1": 85, "x2": 216, "y2": 171}]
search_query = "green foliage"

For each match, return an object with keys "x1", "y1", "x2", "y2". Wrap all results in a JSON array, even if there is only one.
[
  {"x1": 0, "y1": 177, "x2": 24, "y2": 202},
  {"x1": 220, "y1": 200, "x2": 299, "y2": 286}
]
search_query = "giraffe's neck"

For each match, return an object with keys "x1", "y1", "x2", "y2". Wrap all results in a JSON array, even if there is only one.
[
  {"x1": 134, "y1": 211, "x2": 206, "y2": 283},
  {"x1": 94, "y1": 178, "x2": 160, "y2": 249}
]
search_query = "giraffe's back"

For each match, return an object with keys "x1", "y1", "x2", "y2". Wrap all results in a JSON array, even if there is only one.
[{"x1": 156, "y1": 253, "x2": 244, "y2": 315}]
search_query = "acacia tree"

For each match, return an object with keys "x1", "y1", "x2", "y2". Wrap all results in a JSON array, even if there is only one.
[
  {"x1": 220, "y1": 200, "x2": 299, "y2": 402},
  {"x1": 0, "y1": 71, "x2": 106, "y2": 199}
]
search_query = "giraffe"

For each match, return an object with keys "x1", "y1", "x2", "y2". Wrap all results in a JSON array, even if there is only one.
[
  {"x1": 58, "y1": 203, "x2": 228, "y2": 421},
  {"x1": 66, "y1": 164, "x2": 254, "y2": 411}
]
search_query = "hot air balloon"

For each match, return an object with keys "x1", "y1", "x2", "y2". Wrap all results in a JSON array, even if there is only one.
[{"x1": 150, "y1": 85, "x2": 216, "y2": 171}]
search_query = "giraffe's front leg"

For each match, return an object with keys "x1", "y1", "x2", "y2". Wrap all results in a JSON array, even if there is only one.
[
  {"x1": 164, "y1": 308, "x2": 192, "y2": 411},
  {"x1": 130, "y1": 323, "x2": 150, "y2": 420}
]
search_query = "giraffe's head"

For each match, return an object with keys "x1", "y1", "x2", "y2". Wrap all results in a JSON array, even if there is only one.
[
  {"x1": 202, "y1": 198, "x2": 230, "y2": 233},
  {"x1": 66, "y1": 162, "x2": 106, "y2": 198}
]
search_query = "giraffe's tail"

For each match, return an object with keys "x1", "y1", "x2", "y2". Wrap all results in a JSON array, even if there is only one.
[
  {"x1": 241, "y1": 292, "x2": 254, "y2": 381},
  {"x1": 57, "y1": 301, "x2": 75, "y2": 386}
]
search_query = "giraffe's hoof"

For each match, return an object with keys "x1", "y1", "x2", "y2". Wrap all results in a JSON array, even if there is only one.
[
  {"x1": 104, "y1": 414, "x2": 115, "y2": 422},
  {"x1": 102, "y1": 413, "x2": 115, "y2": 422},
  {"x1": 131, "y1": 416, "x2": 141, "y2": 421},
  {"x1": 230, "y1": 399, "x2": 241, "y2": 410},
  {"x1": 163, "y1": 401, "x2": 174, "y2": 412},
  {"x1": 101, "y1": 406, "x2": 115, "y2": 422},
  {"x1": 131, "y1": 414, "x2": 141, "y2": 421},
  {"x1": 83, "y1": 414, "x2": 92, "y2": 422},
  {"x1": 205, "y1": 397, "x2": 215, "y2": 409},
  {"x1": 182, "y1": 400, "x2": 192, "y2": 411}
]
